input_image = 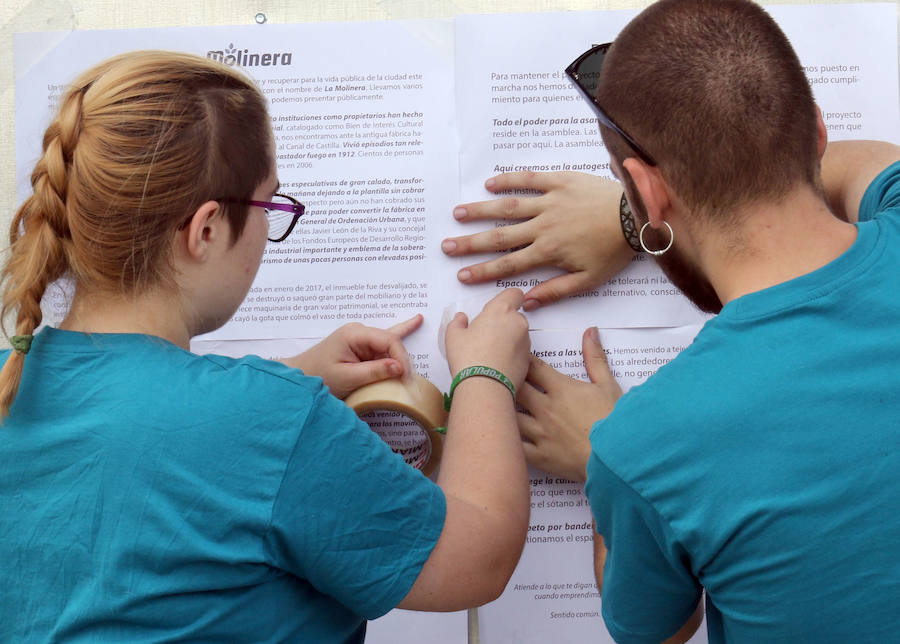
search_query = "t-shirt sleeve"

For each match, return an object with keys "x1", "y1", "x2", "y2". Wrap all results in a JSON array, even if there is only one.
[
  {"x1": 858, "y1": 160, "x2": 900, "y2": 222},
  {"x1": 586, "y1": 449, "x2": 701, "y2": 644},
  {"x1": 264, "y1": 384, "x2": 446, "y2": 619}
]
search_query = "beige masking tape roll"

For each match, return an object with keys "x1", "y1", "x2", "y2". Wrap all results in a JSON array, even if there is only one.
[{"x1": 345, "y1": 373, "x2": 447, "y2": 477}]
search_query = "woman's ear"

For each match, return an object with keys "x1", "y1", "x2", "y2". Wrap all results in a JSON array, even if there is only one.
[
  {"x1": 181, "y1": 201, "x2": 223, "y2": 262},
  {"x1": 622, "y1": 158, "x2": 672, "y2": 229}
]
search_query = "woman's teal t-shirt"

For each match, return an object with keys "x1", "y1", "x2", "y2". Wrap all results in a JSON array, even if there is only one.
[{"x1": 0, "y1": 328, "x2": 446, "y2": 642}]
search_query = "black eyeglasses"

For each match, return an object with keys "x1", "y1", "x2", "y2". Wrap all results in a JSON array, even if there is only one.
[
  {"x1": 223, "y1": 193, "x2": 306, "y2": 242},
  {"x1": 565, "y1": 43, "x2": 658, "y2": 166}
]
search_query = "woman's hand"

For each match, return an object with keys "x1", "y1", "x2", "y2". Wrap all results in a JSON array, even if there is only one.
[
  {"x1": 442, "y1": 172, "x2": 635, "y2": 311},
  {"x1": 444, "y1": 288, "x2": 531, "y2": 391},
  {"x1": 283, "y1": 314, "x2": 422, "y2": 399}
]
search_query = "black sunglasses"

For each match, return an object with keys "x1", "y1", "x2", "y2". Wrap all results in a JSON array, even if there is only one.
[{"x1": 565, "y1": 43, "x2": 658, "y2": 166}]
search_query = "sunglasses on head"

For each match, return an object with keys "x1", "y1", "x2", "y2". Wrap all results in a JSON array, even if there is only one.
[{"x1": 565, "y1": 42, "x2": 658, "y2": 166}]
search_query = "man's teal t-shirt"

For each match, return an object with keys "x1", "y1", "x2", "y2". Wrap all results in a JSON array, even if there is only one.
[
  {"x1": 585, "y1": 163, "x2": 900, "y2": 643},
  {"x1": 0, "y1": 329, "x2": 446, "y2": 642}
]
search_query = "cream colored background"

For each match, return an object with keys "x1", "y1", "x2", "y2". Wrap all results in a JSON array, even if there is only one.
[{"x1": 1, "y1": 0, "x2": 897, "y2": 319}]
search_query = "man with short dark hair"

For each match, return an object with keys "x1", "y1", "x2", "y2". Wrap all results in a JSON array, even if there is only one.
[{"x1": 463, "y1": 0, "x2": 900, "y2": 641}]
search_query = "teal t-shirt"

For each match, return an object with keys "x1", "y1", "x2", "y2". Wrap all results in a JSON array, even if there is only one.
[
  {"x1": 0, "y1": 328, "x2": 446, "y2": 642},
  {"x1": 585, "y1": 163, "x2": 900, "y2": 643}
]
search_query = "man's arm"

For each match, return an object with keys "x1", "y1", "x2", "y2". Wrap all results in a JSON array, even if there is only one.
[
  {"x1": 594, "y1": 523, "x2": 703, "y2": 644},
  {"x1": 593, "y1": 525, "x2": 606, "y2": 593},
  {"x1": 518, "y1": 328, "x2": 704, "y2": 641},
  {"x1": 820, "y1": 140, "x2": 900, "y2": 222},
  {"x1": 662, "y1": 603, "x2": 704, "y2": 644}
]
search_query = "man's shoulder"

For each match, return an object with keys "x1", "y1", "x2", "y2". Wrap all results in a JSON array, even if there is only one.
[
  {"x1": 587, "y1": 319, "x2": 763, "y2": 502},
  {"x1": 592, "y1": 326, "x2": 727, "y2": 441},
  {"x1": 860, "y1": 159, "x2": 900, "y2": 222}
]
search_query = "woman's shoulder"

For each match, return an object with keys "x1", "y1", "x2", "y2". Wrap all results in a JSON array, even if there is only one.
[
  {"x1": 197, "y1": 352, "x2": 322, "y2": 391},
  {"x1": 183, "y1": 352, "x2": 335, "y2": 424},
  {"x1": 25, "y1": 328, "x2": 334, "y2": 430}
]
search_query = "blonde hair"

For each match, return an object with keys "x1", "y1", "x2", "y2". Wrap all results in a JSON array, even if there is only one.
[{"x1": 0, "y1": 50, "x2": 272, "y2": 418}]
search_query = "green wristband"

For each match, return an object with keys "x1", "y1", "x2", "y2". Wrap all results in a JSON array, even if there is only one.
[{"x1": 442, "y1": 365, "x2": 517, "y2": 413}]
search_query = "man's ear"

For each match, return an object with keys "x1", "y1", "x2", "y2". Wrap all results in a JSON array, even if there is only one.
[
  {"x1": 815, "y1": 104, "x2": 828, "y2": 160},
  {"x1": 622, "y1": 158, "x2": 671, "y2": 229},
  {"x1": 181, "y1": 200, "x2": 223, "y2": 262}
]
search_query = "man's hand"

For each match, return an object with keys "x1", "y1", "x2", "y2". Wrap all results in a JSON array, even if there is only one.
[
  {"x1": 442, "y1": 172, "x2": 635, "y2": 311},
  {"x1": 282, "y1": 315, "x2": 422, "y2": 399},
  {"x1": 517, "y1": 327, "x2": 622, "y2": 482}
]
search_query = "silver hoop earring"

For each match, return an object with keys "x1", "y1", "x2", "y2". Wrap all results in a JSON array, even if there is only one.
[{"x1": 638, "y1": 221, "x2": 674, "y2": 256}]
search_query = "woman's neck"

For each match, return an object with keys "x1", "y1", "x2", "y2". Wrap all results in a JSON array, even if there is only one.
[{"x1": 59, "y1": 287, "x2": 192, "y2": 350}]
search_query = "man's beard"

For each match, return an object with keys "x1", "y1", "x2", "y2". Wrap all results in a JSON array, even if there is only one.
[
  {"x1": 622, "y1": 176, "x2": 723, "y2": 315},
  {"x1": 656, "y1": 243, "x2": 723, "y2": 315}
]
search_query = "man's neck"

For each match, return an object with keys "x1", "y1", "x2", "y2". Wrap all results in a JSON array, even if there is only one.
[
  {"x1": 697, "y1": 185, "x2": 858, "y2": 306},
  {"x1": 59, "y1": 287, "x2": 192, "y2": 350}
]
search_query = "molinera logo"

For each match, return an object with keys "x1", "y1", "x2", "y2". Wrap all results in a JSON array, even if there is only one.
[{"x1": 207, "y1": 43, "x2": 293, "y2": 67}]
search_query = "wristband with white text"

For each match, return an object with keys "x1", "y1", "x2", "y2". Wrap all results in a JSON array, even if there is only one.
[{"x1": 442, "y1": 365, "x2": 517, "y2": 416}]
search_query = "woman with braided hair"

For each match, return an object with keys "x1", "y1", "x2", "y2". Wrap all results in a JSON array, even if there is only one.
[{"x1": 0, "y1": 51, "x2": 531, "y2": 642}]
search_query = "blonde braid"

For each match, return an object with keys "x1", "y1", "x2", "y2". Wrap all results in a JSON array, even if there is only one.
[
  {"x1": 0, "y1": 88, "x2": 84, "y2": 418},
  {"x1": 0, "y1": 50, "x2": 272, "y2": 420}
]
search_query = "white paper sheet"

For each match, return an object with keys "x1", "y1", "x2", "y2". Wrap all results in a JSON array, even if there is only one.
[
  {"x1": 452, "y1": 9, "x2": 705, "y2": 330},
  {"x1": 199, "y1": 19, "x2": 460, "y2": 344},
  {"x1": 452, "y1": 3, "x2": 900, "y2": 332}
]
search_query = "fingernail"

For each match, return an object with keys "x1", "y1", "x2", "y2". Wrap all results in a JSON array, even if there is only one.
[
  {"x1": 458, "y1": 269, "x2": 472, "y2": 282},
  {"x1": 523, "y1": 299, "x2": 539, "y2": 311},
  {"x1": 389, "y1": 362, "x2": 403, "y2": 376},
  {"x1": 485, "y1": 178, "x2": 496, "y2": 189},
  {"x1": 453, "y1": 207, "x2": 467, "y2": 220},
  {"x1": 441, "y1": 239, "x2": 457, "y2": 254},
  {"x1": 590, "y1": 326, "x2": 600, "y2": 343}
]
